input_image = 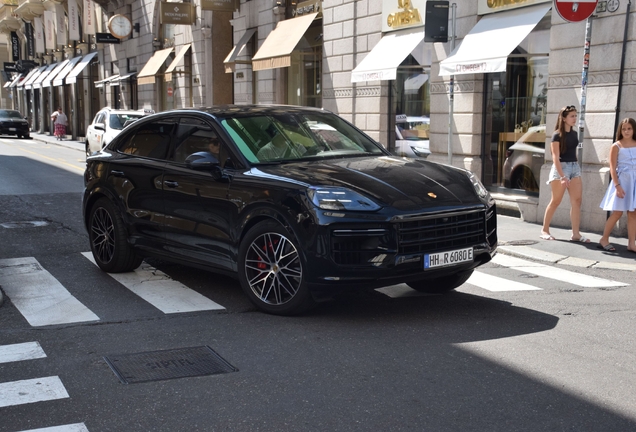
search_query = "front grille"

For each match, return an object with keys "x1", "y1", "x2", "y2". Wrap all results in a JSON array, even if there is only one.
[{"x1": 397, "y1": 209, "x2": 486, "y2": 254}]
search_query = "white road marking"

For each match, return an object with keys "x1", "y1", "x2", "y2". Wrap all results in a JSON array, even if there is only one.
[
  {"x1": 492, "y1": 254, "x2": 628, "y2": 288},
  {"x1": 0, "y1": 376, "x2": 69, "y2": 408},
  {"x1": 17, "y1": 424, "x2": 89, "y2": 432},
  {"x1": 467, "y1": 271, "x2": 542, "y2": 291},
  {"x1": 82, "y1": 252, "x2": 225, "y2": 313},
  {"x1": 0, "y1": 342, "x2": 46, "y2": 364},
  {"x1": 0, "y1": 257, "x2": 100, "y2": 327}
]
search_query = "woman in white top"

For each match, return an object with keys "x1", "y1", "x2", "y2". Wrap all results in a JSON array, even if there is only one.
[{"x1": 50, "y1": 107, "x2": 68, "y2": 140}]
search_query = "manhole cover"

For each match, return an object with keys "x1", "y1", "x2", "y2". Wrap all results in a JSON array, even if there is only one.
[
  {"x1": 500, "y1": 240, "x2": 538, "y2": 246},
  {"x1": 0, "y1": 221, "x2": 49, "y2": 229},
  {"x1": 104, "y1": 346, "x2": 237, "y2": 384}
]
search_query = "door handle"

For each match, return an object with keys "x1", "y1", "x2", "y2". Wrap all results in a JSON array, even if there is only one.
[
  {"x1": 164, "y1": 181, "x2": 179, "y2": 188},
  {"x1": 110, "y1": 170, "x2": 125, "y2": 177}
]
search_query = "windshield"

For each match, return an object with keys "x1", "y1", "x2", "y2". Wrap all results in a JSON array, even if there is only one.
[
  {"x1": 396, "y1": 117, "x2": 429, "y2": 142},
  {"x1": 0, "y1": 110, "x2": 23, "y2": 119},
  {"x1": 220, "y1": 112, "x2": 385, "y2": 163},
  {"x1": 109, "y1": 113, "x2": 143, "y2": 130}
]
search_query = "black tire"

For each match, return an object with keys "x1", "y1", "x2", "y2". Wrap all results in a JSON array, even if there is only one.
[
  {"x1": 88, "y1": 197, "x2": 142, "y2": 273},
  {"x1": 511, "y1": 167, "x2": 539, "y2": 192},
  {"x1": 406, "y1": 269, "x2": 474, "y2": 294},
  {"x1": 237, "y1": 220, "x2": 315, "y2": 315},
  {"x1": 85, "y1": 143, "x2": 91, "y2": 158}
]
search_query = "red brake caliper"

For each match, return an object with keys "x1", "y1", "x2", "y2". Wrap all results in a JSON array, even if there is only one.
[{"x1": 256, "y1": 238, "x2": 278, "y2": 270}]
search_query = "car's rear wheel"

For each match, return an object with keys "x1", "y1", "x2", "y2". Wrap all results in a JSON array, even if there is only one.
[
  {"x1": 512, "y1": 167, "x2": 539, "y2": 192},
  {"x1": 238, "y1": 220, "x2": 315, "y2": 315},
  {"x1": 85, "y1": 143, "x2": 91, "y2": 158},
  {"x1": 406, "y1": 269, "x2": 474, "y2": 294},
  {"x1": 89, "y1": 197, "x2": 142, "y2": 273}
]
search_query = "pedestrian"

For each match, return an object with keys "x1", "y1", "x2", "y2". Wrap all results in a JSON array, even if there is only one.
[
  {"x1": 540, "y1": 105, "x2": 590, "y2": 242},
  {"x1": 598, "y1": 117, "x2": 636, "y2": 252},
  {"x1": 50, "y1": 107, "x2": 67, "y2": 140}
]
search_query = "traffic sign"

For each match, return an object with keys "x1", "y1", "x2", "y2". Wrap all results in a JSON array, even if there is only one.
[{"x1": 555, "y1": 0, "x2": 598, "y2": 22}]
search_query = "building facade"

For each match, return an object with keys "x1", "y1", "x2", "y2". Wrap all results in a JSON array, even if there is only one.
[{"x1": 1, "y1": 0, "x2": 634, "y2": 234}]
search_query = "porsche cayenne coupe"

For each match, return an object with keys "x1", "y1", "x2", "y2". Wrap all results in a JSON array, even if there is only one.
[{"x1": 83, "y1": 105, "x2": 497, "y2": 315}]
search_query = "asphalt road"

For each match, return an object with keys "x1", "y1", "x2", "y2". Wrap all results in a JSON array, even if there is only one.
[{"x1": 1, "y1": 137, "x2": 635, "y2": 432}]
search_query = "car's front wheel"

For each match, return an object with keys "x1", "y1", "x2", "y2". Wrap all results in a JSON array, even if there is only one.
[
  {"x1": 238, "y1": 220, "x2": 315, "y2": 315},
  {"x1": 406, "y1": 269, "x2": 474, "y2": 294},
  {"x1": 88, "y1": 197, "x2": 142, "y2": 273}
]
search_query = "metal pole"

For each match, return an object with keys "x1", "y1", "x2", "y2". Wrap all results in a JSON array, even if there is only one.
[
  {"x1": 447, "y1": 3, "x2": 456, "y2": 165},
  {"x1": 577, "y1": 15, "x2": 593, "y2": 169}
]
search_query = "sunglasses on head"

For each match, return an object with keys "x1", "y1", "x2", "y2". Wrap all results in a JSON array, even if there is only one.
[{"x1": 564, "y1": 105, "x2": 576, "y2": 112}]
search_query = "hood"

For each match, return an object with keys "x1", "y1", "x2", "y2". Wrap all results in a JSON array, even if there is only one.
[{"x1": 253, "y1": 156, "x2": 483, "y2": 211}]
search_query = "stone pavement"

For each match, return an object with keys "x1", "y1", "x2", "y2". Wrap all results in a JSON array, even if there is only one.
[{"x1": 3, "y1": 133, "x2": 632, "y2": 307}]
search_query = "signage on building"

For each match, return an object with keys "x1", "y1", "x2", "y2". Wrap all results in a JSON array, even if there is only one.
[
  {"x1": 555, "y1": 0, "x2": 598, "y2": 22},
  {"x1": 478, "y1": 0, "x2": 550, "y2": 15},
  {"x1": 10, "y1": 32, "x2": 19, "y2": 61},
  {"x1": 201, "y1": 0, "x2": 237, "y2": 12},
  {"x1": 96, "y1": 33, "x2": 121, "y2": 44},
  {"x1": 292, "y1": 0, "x2": 322, "y2": 16},
  {"x1": 160, "y1": 2, "x2": 196, "y2": 25},
  {"x1": 25, "y1": 23, "x2": 35, "y2": 58},
  {"x1": 68, "y1": 0, "x2": 80, "y2": 40},
  {"x1": 83, "y1": 0, "x2": 96, "y2": 35},
  {"x1": 382, "y1": 0, "x2": 425, "y2": 33},
  {"x1": 4, "y1": 63, "x2": 17, "y2": 73}
]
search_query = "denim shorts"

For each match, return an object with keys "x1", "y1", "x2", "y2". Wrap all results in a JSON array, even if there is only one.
[{"x1": 547, "y1": 161, "x2": 581, "y2": 184}]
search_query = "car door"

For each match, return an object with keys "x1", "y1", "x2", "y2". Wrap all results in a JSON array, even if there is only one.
[
  {"x1": 87, "y1": 111, "x2": 106, "y2": 153},
  {"x1": 161, "y1": 116, "x2": 238, "y2": 270},
  {"x1": 107, "y1": 116, "x2": 177, "y2": 252}
]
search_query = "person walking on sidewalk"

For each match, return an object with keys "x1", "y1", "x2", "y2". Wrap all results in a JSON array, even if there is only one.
[
  {"x1": 598, "y1": 117, "x2": 636, "y2": 253},
  {"x1": 540, "y1": 105, "x2": 590, "y2": 243},
  {"x1": 50, "y1": 107, "x2": 67, "y2": 140}
]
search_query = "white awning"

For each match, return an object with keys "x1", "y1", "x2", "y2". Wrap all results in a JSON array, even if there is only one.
[
  {"x1": 94, "y1": 75, "x2": 118, "y2": 88},
  {"x1": 16, "y1": 68, "x2": 40, "y2": 88},
  {"x1": 3, "y1": 80, "x2": 12, "y2": 88},
  {"x1": 8, "y1": 73, "x2": 24, "y2": 88},
  {"x1": 32, "y1": 63, "x2": 58, "y2": 89},
  {"x1": 351, "y1": 28, "x2": 425, "y2": 83},
  {"x1": 164, "y1": 44, "x2": 191, "y2": 81},
  {"x1": 24, "y1": 66, "x2": 47, "y2": 90},
  {"x1": 224, "y1": 28, "x2": 256, "y2": 73},
  {"x1": 53, "y1": 56, "x2": 83, "y2": 86},
  {"x1": 66, "y1": 52, "x2": 98, "y2": 84},
  {"x1": 252, "y1": 13, "x2": 318, "y2": 71},
  {"x1": 109, "y1": 73, "x2": 136, "y2": 86},
  {"x1": 137, "y1": 48, "x2": 174, "y2": 85},
  {"x1": 439, "y1": 4, "x2": 551, "y2": 76},
  {"x1": 41, "y1": 60, "x2": 69, "y2": 88}
]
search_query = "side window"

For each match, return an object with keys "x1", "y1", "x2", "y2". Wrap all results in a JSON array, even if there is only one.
[
  {"x1": 172, "y1": 117, "x2": 224, "y2": 164},
  {"x1": 94, "y1": 112, "x2": 105, "y2": 124},
  {"x1": 116, "y1": 118, "x2": 176, "y2": 160}
]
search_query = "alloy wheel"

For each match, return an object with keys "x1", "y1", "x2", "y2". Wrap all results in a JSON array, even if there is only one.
[
  {"x1": 244, "y1": 232, "x2": 302, "y2": 305},
  {"x1": 91, "y1": 207, "x2": 115, "y2": 264}
]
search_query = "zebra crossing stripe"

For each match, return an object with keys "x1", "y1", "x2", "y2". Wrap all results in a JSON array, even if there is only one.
[
  {"x1": 82, "y1": 253, "x2": 225, "y2": 313},
  {"x1": 0, "y1": 376, "x2": 69, "y2": 408},
  {"x1": 0, "y1": 257, "x2": 100, "y2": 327},
  {"x1": 0, "y1": 342, "x2": 46, "y2": 364},
  {"x1": 467, "y1": 271, "x2": 542, "y2": 291},
  {"x1": 16, "y1": 423, "x2": 89, "y2": 432},
  {"x1": 492, "y1": 254, "x2": 628, "y2": 288}
]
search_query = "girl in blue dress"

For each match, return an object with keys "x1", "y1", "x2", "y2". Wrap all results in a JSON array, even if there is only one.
[{"x1": 598, "y1": 118, "x2": 636, "y2": 252}]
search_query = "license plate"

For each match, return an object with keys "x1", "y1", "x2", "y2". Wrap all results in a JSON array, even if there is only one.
[
  {"x1": 424, "y1": 247, "x2": 473, "y2": 269},
  {"x1": 9, "y1": 128, "x2": 16, "y2": 131}
]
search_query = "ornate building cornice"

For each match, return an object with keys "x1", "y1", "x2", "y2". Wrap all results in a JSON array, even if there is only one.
[{"x1": 323, "y1": 86, "x2": 384, "y2": 99}]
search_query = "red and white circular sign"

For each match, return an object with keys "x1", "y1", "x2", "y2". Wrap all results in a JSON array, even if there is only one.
[{"x1": 555, "y1": 0, "x2": 598, "y2": 22}]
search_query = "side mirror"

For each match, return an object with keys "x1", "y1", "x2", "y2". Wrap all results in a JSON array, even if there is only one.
[
  {"x1": 185, "y1": 151, "x2": 228, "y2": 182},
  {"x1": 94, "y1": 122, "x2": 105, "y2": 131}
]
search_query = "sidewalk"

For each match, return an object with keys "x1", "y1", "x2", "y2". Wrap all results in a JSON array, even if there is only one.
[{"x1": 29, "y1": 132, "x2": 636, "y2": 275}]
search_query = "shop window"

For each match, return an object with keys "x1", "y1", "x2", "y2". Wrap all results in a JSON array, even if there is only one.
[
  {"x1": 391, "y1": 54, "x2": 431, "y2": 157},
  {"x1": 287, "y1": 20, "x2": 322, "y2": 108}
]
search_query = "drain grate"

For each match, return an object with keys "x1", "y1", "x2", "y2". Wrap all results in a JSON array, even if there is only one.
[{"x1": 104, "y1": 346, "x2": 237, "y2": 384}]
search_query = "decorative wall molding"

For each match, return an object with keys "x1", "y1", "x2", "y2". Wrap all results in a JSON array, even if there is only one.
[
  {"x1": 323, "y1": 86, "x2": 384, "y2": 99},
  {"x1": 234, "y1": 93, "x2": 252, "y2": 103},
  {"x1": 431, "y1": 81, "x2": 476, "y2": 94},
  {"x1": 548, "y1": 71, "x2": 636, "y2": 89},
  {"x1": 258, "y1": 92, "x2": 275, "y2": 102}
]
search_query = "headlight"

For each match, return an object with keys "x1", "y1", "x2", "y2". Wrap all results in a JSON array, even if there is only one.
[
  {"x1": 468, "y1": 172, "x2": 489, "y2": 200},
  {"x1": 307, "y1": 187, "x2": 381, "y2": 211}
]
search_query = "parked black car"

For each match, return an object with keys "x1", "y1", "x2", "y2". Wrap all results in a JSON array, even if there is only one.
[
  {"x1": 83, "y1": 105, "x2": 497, "y2": 315},
  {"x1": 0, "y1": 109, "x2": 30, "y2": 139}
]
